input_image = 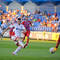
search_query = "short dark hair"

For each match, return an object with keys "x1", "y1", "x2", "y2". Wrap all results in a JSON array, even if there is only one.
[{"x1": 18, "y1": 18, "x2": 21, "y2": 21}]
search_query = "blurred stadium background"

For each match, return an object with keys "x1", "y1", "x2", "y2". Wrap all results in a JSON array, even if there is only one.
[
  {"x1": 0, "y1": 0, "x2": 60, "y2": 60},
  {"x1": 0, "y1": 0, "x2": 60, "y2": 41}
]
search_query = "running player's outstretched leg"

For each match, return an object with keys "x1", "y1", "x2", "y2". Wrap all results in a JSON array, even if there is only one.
[
  {"x1": 50, "y1": 35, "x2": 60, "y2": 54},
  {"x1": 12, "y1": 40, "x2": 24, "y2": 55},
  {"x1": 13, "y1": 46, "x2": 22, "y2": 55},
  {"x1": 24, "y1": 36, "x2": 29, "y2": 48},
  {"x1": 55, "y1": 35, "x2": 60, "y2": 50}
]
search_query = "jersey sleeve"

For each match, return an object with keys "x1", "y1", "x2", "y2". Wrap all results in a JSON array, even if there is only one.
[
  {"x1": 9, "y1": 24, "x2": 14, "y2": 28},
  {"x1": 22, "y1": 21, "x2": 24, "y2": 25},
  {"x1": 20, "y1": 24, "x2": 26, "y2": 32},
  {"x1": 21, "y1": 24, "x2": 25, "y2": 30}
]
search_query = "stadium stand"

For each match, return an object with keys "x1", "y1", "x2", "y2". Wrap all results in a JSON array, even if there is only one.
[{"x1": 0, "y1": 0, "x2": 60, "y2": 33}]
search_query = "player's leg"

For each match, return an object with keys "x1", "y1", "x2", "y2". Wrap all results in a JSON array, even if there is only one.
[
  {"x1": 9, "y1": 33, "x2": 22, "y2": 55},
  {"x1": 55, "y1": 35, "x2": 60, "y2": 49},
  {"x1": 50, "y1": 35, "x2": 60, "y2": 54},
  {"x1": 22, "y1": 32, "x2": 26, "y2": 42},
  {"x1": 12, "y1": 37, "x2": 24, "y2": 55},
  {"x1": 13, "y1": 45, "x2": 22, "y2": 55},
  {"x1": 22, "y1": 35, "x2": 26, "y2": 42},
  {"x1": 24, "y1": 31, "x2": 30, "y2": 48},
  {"x1": 24, "y1": 36, "x2": 29, "y2": 48}
]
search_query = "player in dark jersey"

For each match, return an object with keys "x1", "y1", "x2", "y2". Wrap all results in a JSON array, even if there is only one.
[{"x1": 22, "y1": 16, "x2": 32, "y2": 48}]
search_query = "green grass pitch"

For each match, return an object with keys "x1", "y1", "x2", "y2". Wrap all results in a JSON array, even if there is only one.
[{"x1": 0, "y1": 40, "x2": 60, "y2": 60}]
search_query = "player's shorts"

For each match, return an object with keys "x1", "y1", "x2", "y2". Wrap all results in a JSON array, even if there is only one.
[
  {"x1": 18, "y1": 40, "x2": 24, "y2": 47},
  {"x1": 10, "y1": 31, "x2": 24, "y2": 47},
  {"x1": 24, "y1": 30, "x2": 30, "y2": 37},
  {"x1": 11, "y1": 35, "x2": 24, "y2": 47}
]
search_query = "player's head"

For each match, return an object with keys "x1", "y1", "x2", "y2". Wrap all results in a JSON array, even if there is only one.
[
  {"x1": 17, "y1": 18, "x2": 21, "y2": 24},
  {"x1": 25, "y1": 16, "x2": 28, "y2": 21}
]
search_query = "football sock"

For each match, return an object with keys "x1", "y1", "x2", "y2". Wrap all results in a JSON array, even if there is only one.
[
  {"x1": 14, "y1": 46, "x2": 22, "y2": 54},
  {"x1": 56, "y1": 36, "x2": 60, "y2": 48}
]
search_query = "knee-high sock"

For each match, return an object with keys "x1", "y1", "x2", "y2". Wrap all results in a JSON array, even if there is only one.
[
  {"x1": 24, "y1": 38, "x2": 29, "y2": 48},
  {"x1": 56, "y1": 36, "x2": 60, "y2": 48},
  {"x1": 27, "y1": 38, "x2": 29, "y2": 44},
  {"x1": 14, "y1": 46, "x2": 22, "y2": 54}
]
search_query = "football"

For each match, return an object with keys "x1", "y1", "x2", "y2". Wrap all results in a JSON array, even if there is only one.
[{"x1": 49, "y1": 47, "x2": 56, "y2": 54}]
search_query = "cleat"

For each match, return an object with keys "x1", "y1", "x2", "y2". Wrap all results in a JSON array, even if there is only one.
[
  {"x1": 12, "y1": 52, "x2": 17, "y2": 55},
  {"x1": 50, "y1": 47, "x2": 57, "y2": 54}
]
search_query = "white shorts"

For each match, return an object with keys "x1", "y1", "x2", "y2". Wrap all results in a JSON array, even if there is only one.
[
  {"x1": 11, "y1": 36, "x2": 24, "y2": 47},
  {"x1": 18, "y1": 40, "x2": 24, "y2": 47},
  {"x1": 11, "y1": 36, "x2": 16, "y2": 40}
]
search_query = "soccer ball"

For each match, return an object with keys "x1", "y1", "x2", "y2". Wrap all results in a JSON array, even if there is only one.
[{"x1": 49, "y1": 47, "x2": 56, "y2": 54}]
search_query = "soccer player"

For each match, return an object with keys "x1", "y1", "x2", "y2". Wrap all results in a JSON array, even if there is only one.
[
  {"x1": 55, "y1": 35, "x2": 60, "y2": 49},
  {"x1": 50, "y1": 21, "x2": 60, "y2": 54},
  {"x1": 22, "y1": 16, "x2": 32, "y2": 48},
  {"x1": 50, "y1": 35, "x2": 60, "y2": 54},
  {"x1": 1, "y1": 18, "x2": 26, "y2": 55}
]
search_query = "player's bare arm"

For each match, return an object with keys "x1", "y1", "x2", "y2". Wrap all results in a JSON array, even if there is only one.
[{"x1": 1, "y1": 27, "x2": 10, "y2": 35}]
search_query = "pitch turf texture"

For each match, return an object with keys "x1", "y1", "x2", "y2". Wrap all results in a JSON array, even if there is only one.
[{"x1": 0, "y1": 40, "x2": 60, "y2": 60}]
